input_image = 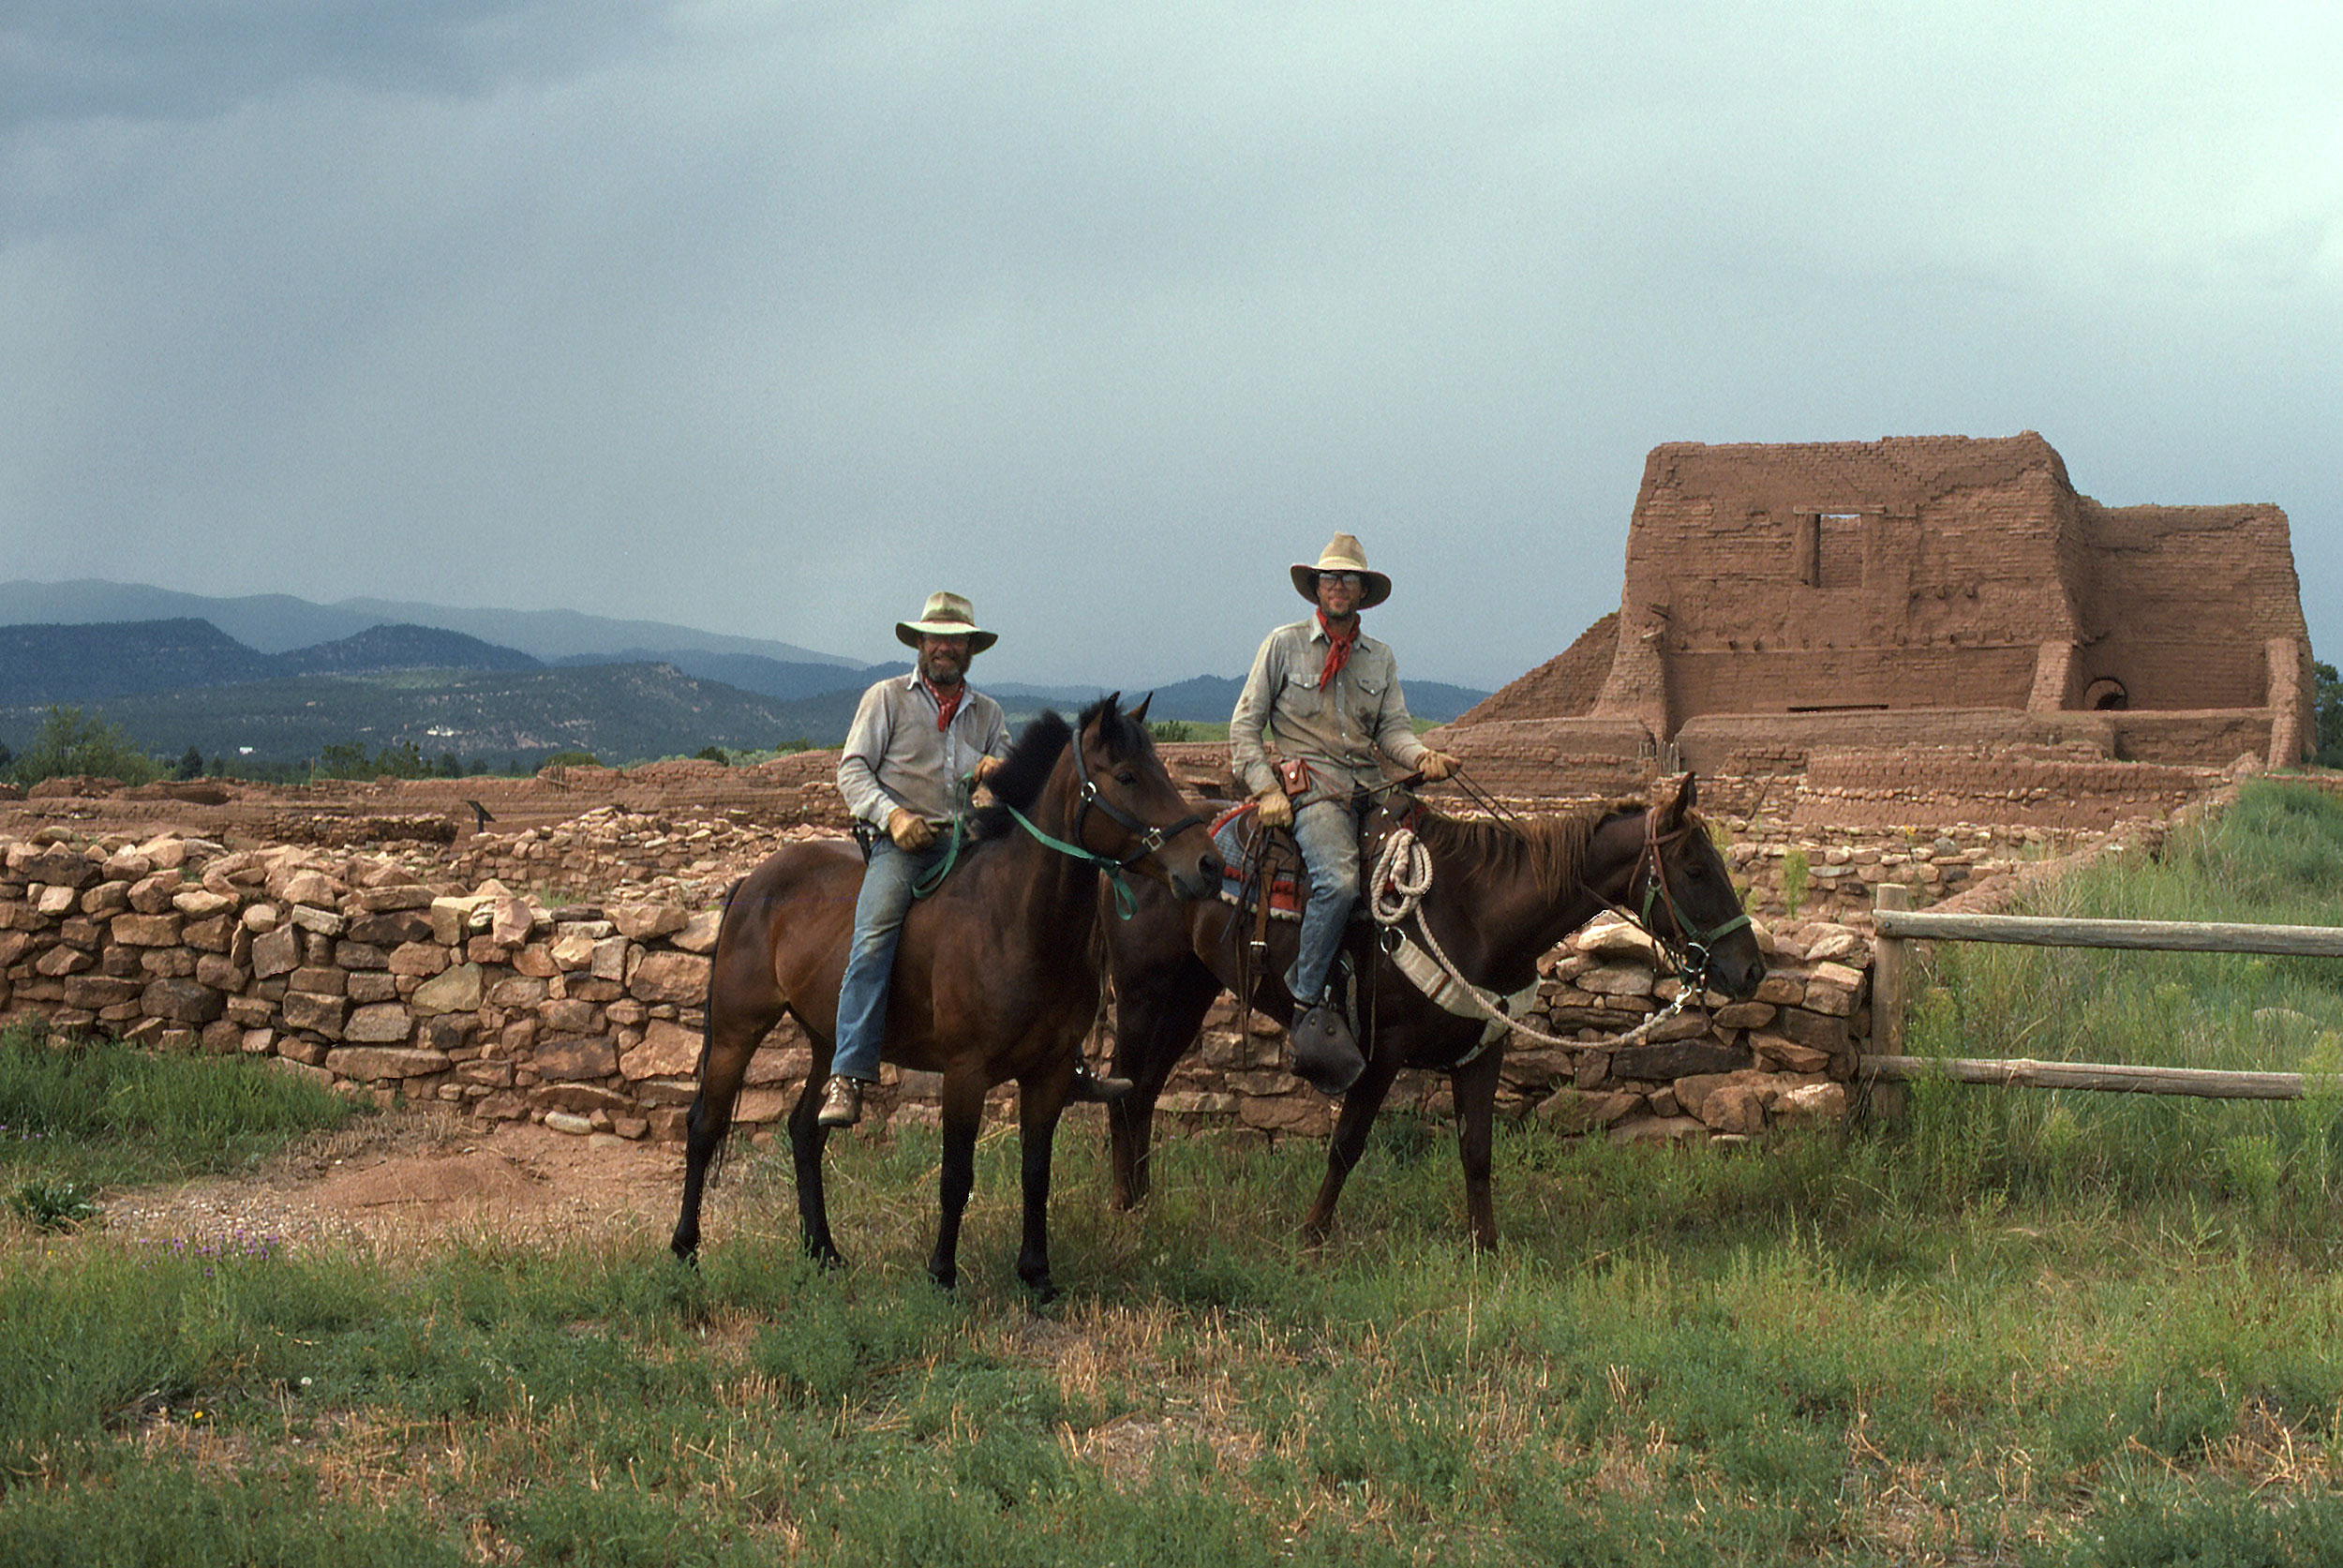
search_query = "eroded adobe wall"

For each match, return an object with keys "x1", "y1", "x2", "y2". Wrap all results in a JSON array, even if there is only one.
[
  {"x1": 2070, "y1": 501, "x2": 2306, "y2": 712},
  {"x1": 1592, "y1": 433, "x2": 2087, "y2": 736}
]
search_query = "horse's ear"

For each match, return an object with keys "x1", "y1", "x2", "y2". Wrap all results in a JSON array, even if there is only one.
[
  {"x1": 1127, "y1": 692, "x2": 1153, "y2": 724},
  {"x1": 1096, "y1": 693, "x2": 1122, "y2": 731},
  {"x1": 1652, "y1": 771, "x2": 1693, "y2": 832}
]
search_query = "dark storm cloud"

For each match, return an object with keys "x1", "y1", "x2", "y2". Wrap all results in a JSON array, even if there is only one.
[
  {"x1": 1, "y1": 3, "x2": 2336, "y2": 687},
  {"x1": 0, "y1": 1, "x2": 651, "y2": 127}
]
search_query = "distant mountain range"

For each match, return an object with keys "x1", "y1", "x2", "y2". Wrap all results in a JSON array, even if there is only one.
[
  {"x1": 0, "y1": 578, "x2": 859, "y2": 665},
  {"x1": 0, "y1": 582, "x2": 1488, "y2": 765}
]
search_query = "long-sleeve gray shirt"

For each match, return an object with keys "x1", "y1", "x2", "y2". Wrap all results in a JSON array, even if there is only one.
[
  {"x1": 836, "y1": 672, "x2": 1012, "y2": 830},
  {"x1": 1229, "y1": 618, "x2": 1427, "y2": 804}
]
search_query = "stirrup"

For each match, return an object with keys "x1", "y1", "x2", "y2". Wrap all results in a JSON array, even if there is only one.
[
  {"x1": 1068, "y1": 1065, "x2": 1134, "y2": 1104},
  {"x1": 1291, "y1": 1002, "x2": 1365, "y2": 1097}
]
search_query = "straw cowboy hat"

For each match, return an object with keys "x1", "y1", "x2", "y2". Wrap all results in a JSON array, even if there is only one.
[
  {"x1": 1290, "y1": 533, "x2": 1392, "y2": 609},
  {"x1": 895, "y1": 590, "x2": 999, "y2": 654}
]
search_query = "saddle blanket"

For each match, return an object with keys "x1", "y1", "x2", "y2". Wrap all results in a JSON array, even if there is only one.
[{"x1": 1211, "y1": 806, "x2": 1305, "y2": 921}]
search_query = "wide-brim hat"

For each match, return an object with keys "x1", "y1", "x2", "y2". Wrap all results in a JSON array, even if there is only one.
[
  {"x1": 895, "y1": 590, "x2": 998, "y2": 653},
  {"x1": 1290, "y1": 533, "x2": 1392, "y2": 609}
]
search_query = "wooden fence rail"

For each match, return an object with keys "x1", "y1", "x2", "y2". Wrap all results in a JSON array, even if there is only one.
[{"x1": 1864, "y1": 884, "x2": 2340, "y2": 1101}]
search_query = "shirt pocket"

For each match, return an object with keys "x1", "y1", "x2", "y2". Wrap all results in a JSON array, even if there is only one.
[{"x1": 1280, "y1": 669, "x2": 1325, "y2": 719}]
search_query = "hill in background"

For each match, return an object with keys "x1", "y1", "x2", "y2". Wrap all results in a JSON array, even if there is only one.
[{"x1": 0, "y1": 602, "x2": 1488, "y2": 768}]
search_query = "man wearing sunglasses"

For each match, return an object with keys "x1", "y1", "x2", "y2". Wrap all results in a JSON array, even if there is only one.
[{"x1": 1230, "y1": 535, "x2": 1461, "y2": 1096}]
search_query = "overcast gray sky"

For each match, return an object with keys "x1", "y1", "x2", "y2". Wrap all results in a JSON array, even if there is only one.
[{"x1": 3, "y1": 1, "x2": 2336, "y2": 689}]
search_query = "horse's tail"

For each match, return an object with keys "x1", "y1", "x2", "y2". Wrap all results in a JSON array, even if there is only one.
[{"x1": 689, "y1": 876, "x2": 752, "y2": 1187}]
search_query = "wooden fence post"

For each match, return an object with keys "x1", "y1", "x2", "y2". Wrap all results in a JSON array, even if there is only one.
[{"x1": 1873, "y1": 883, "x2": 1910, "y2": 1056}]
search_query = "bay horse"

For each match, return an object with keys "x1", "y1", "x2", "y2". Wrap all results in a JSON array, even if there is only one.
[
  {"x1": 669, "y1": 694, "x2": 1221, "y2": 1298},
  {"x1": 1101, "y1": 772, "x2": 1767, "y2": 1248}
]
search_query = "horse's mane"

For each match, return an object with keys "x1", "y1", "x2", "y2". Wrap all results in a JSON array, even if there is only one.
[
  {"x1": 1406, "y1": 797, "x2": 1644, "y2": 901},
  {"x1": 969, "y1": 694, "x2": 1151, "y2": 839}
]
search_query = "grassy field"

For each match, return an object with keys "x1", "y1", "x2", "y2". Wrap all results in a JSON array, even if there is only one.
[{"x1": 7, "y1": 781, "x2": 2343, "y2": 1564}]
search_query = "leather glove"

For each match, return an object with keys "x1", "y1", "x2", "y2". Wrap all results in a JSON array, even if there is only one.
[
  {"x1": 1254, "y1": 787, "x2": 1293, "y2": 830},
  {"x1": 886, "y1": 807, "x2": 936, "y2": 851},
  {"x1": 971, "y1": 754, "x2": 1004, "y2": 786},
  {"x1": 1416, "y1": 750, "x2": 1461, "y2": 784}
]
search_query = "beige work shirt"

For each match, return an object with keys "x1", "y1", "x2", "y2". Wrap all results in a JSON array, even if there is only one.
[{"x1": 1230, "y1": 618, "x2": 1428, "y2": 805}]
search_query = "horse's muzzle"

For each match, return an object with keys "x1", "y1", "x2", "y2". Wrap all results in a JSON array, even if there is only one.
[{"x1": 1167, "y1": 850, "x2": 1223, "y2": 902}]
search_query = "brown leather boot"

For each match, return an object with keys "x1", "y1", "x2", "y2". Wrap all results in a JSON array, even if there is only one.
[{"x1": 815, "y1": 1075, "x2": 864, "y2": 1127}]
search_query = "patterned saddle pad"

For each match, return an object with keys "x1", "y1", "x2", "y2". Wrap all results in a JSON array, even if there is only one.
[{"x1": 1212, "y1": 806, "x2": 1306, "y2": 922}]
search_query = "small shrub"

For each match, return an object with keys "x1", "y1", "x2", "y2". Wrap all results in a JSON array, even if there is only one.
[
  {"x1": 8, "y1": 1179, "x2": 100, "y2": 1231},
  {"x1": 538, "y1": 750, "x2": 601, "y2": 771},
  {"x1": 1781, "y1": 846, "x2": 1810, "y2": 918}
]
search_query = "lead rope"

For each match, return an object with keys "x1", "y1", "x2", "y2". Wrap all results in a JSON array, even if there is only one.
[{"x1": 1366, "y1": 826, "x2": 1694, "y2": 1053}]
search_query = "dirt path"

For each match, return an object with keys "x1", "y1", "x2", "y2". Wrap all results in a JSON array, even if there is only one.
[{"x1": 100, "y1": 1109, "x2": 694, "y2": 1254}]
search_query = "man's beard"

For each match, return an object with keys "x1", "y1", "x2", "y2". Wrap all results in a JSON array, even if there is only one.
[{"x1": 919, "y1": 655, "x2": 964, "y2": 688}]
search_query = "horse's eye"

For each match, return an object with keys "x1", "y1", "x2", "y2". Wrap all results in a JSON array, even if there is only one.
[{"x1": 1115, "y1": 769, "x2": 1138, "y2": 785}]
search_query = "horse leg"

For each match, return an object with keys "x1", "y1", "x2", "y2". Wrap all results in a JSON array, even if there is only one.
[
  {"x1": 787, "y1": 1061, "x2": 845, "y2": 1267},
  {"x1": 1107, "y1": 958, "x2": 1219, "y2": 1210},
  {"x1": 1300, "y1": 1050, "x2": 1404, "y2": 1247},
  {"x1": 670, "y1": 973, "x2": 783, "y2": 1263},
  {"x1": 927, "y1": 1066, "x2": 991, "y2": 1292},
  {"x1": 1450, "y1": 1046, "x2": 1505, "y2": 1251},
  {"x1": 1016, "y1": 1069, "x2": 1075, "y2": 1301}
]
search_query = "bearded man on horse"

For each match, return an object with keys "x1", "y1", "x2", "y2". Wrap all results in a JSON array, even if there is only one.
[
  {"x1": 820, "y1": 589, "x2": 1127, "y2": 1127},
  {"x1": 1230, "y1": 534, "x2": 1462, "y2": 1096}
]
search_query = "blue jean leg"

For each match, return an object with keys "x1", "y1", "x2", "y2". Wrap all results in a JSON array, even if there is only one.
[
  {"x1": 1285, "y1": 797, "x2": 1361, "y2": 1004},
  {"x1": 830, "y1": 838, "x2": 941, "y2": 1082}
]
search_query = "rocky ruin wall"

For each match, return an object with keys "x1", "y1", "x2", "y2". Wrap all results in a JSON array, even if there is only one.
[{"x1": 0, "y1": 822, "x2": 1864, "y2": 1150}]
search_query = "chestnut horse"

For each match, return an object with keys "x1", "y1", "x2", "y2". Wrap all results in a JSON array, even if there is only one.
[
  {"x1": 1102, "y1": 773, "x2": 1767, "y2": 1247},
  {"x1": 670, "y1": 695, "x2": 1221, "y2": 1298}
]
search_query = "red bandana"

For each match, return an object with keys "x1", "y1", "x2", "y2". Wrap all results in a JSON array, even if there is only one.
[
  {"x1": 930, "y1": 680, "x2": 964, "y2": 732},
  {"x1": 1316, "y1": 611, "x2": 1359, "y2": 691}
]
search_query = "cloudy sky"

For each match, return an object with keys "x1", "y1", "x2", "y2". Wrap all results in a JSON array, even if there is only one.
[{"x1": 3, "y1": 1, "x2": 2336, "y2": 689}]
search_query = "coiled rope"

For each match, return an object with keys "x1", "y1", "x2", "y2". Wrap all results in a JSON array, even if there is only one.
[{"x1": 1367, "y1": 825, "x2": 1694, "y2": 1053}]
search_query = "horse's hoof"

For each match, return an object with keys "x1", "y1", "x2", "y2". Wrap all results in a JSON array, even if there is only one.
[
  {"x1": 1024, "y1": 1277, "x2": 1060, "y2": 1306},
  {"x1": 928, "y1": 1267, "x2": 959, "y2": 1292}
]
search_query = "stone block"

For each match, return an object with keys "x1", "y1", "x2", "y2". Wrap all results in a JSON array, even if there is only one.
[
  {"x1": 672, "y1": 910, "x2": 723, "y2": 954},
  {"x1": 79, "y1": 880, "x2": 130, "y2": 918},
  {"x1": 290, "y1": 964, "x2": 347, "y2": 996},
  {"x1": 344, "y1": 1003, "x2": 414, "y2": 1043},
  {"x1": 194, "y1": 953, "x2": 246, "y2": 992},
  {"x1": 142, "y1": 978, "x2": 225, "y2": 1024},
  {"x1": 388, "y1": 941, "x2": 447, "y2": 978},
  {"x1": 539, "y1": 997, "x2": 600, "y2": 1034},
  {"x1": 291, "y1": 904, "x2": 347, "y2": 936},
  {"x1": 1535, "y1": 1087, "x2": 1642, "y2": 1132},
  {"x1": 353, "y1": 884, "x2": 438, "y2": 912},
  {"x1": 171, "y1": 889, "x2": 235, "y2": 919},
  {"x1": 325, "y1": 1045, "x2": 449, "y2": 1080},
  {"x1": 111, "y1": 913, "x2": 183, "y2": 947},
  {"x1": 411, "y1": 962, "x2": 485, "y2": 1016},
  {"x1": 627, "y1": 949, "x2": 709, "y2": 1006},
  {"x1": 1749, "y1": 1032, "x2": 1833, "y2": 1073},
  {"x1": 251, "y1": 923, "x2": 300, "y2": 979},
  {"x1": 611, "y1": 903, "x2": 689, "y2": 941},
  {"x1": 280, "y1": 991, "x2": 348, "y2": 1034},
  {"x1": 533, "y1": 1034, "x2": 619, "y2": 1080},
  {"x1": 335, "y1": 941, "x2": 390, "y2": 971},
  {"x1": 621, "y1": 1018, "x2": 701, "y2": 1080},
  {"x1": 182, "y1": 915, "x2": 236, "y2": 953},
  {"x1": 62, "y1": 975, "x2": 143, "y2": 1009},
  {"x1": 530, "y1": 1083, "x2": 637, "y2": 1115},
  {"x1": 348, "y1": 971, "x2": 399, "y2": 1004}
]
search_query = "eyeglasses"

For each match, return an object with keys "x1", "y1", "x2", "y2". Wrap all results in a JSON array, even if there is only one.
[{"x1": 1322, "y1": 573, "x2": 1363, "y2": 589}]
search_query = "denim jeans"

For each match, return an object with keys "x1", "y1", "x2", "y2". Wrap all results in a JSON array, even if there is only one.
[
  {"x1": 830, "y1": 837, "x2": 943, "y2": 1082},
  {"x1": 1285, "y1": 796, "x2": 1363, "y2": 1005}
]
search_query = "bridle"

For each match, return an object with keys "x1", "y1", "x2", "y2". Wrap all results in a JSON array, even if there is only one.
[
  {"x1": 1625, "y1": 811, "x2": 1752, "y2": 996},
  {"x1": 999, "y1": 714, "x2": 1213, "y2": 916},
  {"x1": 1066, "y1": 726, "x2": 1212, "y2": 871}
]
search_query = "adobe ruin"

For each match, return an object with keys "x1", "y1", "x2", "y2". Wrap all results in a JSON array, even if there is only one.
[{"x1": 1451, "y1": 433, "x2": 2313, "y2": 790}]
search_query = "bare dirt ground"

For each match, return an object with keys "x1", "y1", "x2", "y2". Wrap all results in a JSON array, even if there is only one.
[{"x1": 100, "y1": 1107, "x2": 695, "y2": 1255}]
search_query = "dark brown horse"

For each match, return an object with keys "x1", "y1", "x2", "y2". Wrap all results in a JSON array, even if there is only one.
[
  {"x1": 1102, "y1": 773, "x2": 1767, "y2": 1247},
  {"x1": 670, "y1": 695, "x2": 1221, "y2": 1297}
]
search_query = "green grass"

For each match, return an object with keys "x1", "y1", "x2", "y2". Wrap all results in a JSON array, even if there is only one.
[
  {"x1": 0, "y1": 1018, "x2": 363, "y2": 1195},
  {"x1": 8, "y1": 780, "x2": 2343, "y2": 1562}
]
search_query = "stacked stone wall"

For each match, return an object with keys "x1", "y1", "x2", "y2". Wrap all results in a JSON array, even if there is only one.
[{"x1": 0, "y1": 821, "x2": 1866, "y2": 1149}]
